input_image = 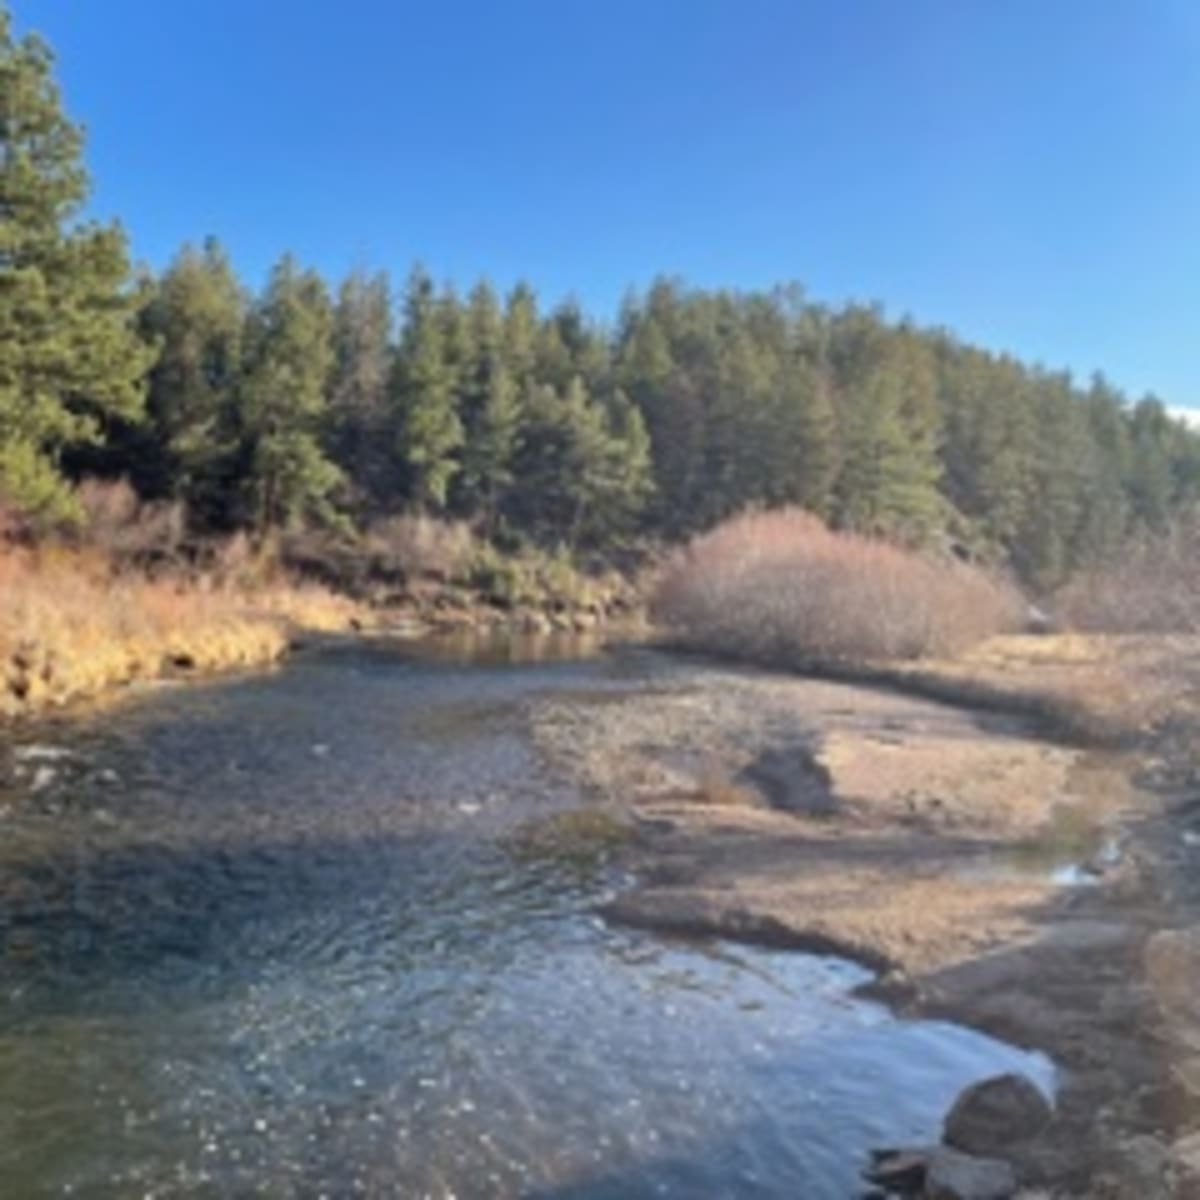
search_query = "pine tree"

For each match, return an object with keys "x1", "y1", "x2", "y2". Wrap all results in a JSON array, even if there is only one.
[
  {"x1": 616, "y1": 293, "x2": 705, "y2": 535},
  {"x1": 502, "y1": 282, "x2": 539, "y2": 391},
  {"x1": 0, "y1": 8, "x2": 154, "y2": 520},
  {"x1": 1012, "y1": 374, "x2": 1093, "y2": 588},
  {"x1": 1127, "y1": 397, "x2": 1177, "y2": 533},
  {"x1": 133, "y1": 238, "x2": 244, "y2": 518},
  {"x1": 594, "y1": 387, "x2": 654, "y2": 545},
  {"x1": 392, "y1": 267, "x2": 462, "y2": 510},
  {"x1": 455, "y1": 280, "x2": 519, "y2": 529},
  {"x1": 236, "y1": 255, "x2": 340, "y2": 533},
  {"x1": 328, "y1": 269, "x2": 394, "y2": 511},
  {"x1": 834, "y1": 339, "x2": 943, "y2": 543},
  {"x1": 774, "y1": 358, "x2": 839, "y2": 515}
]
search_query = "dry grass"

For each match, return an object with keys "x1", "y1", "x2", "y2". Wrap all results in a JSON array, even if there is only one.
[
  {"x1": 1058, "y1": 521, "x2": 1200, "y2": 635},
  {"x1": 0, "y1": 541, "x2": 361, "y2": 717},
  {"x1": 693, "y1": 760, "x2": 760, "y2": 807},
  {"x1": 653, "y1": 509, "x2": 1024, "y2": 665},
  {"x1": 877, "y1": 632, "x2": 1200, "y2": 745}
]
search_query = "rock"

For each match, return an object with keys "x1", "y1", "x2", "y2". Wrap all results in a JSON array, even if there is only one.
[
  {"x1": 943, "y1": 1074, "x2": 1053, "y2": 1156},
  {"x1": 12, "y1": 744, "x2": 74, "y2": 763},
  {"x1": 1170, "y1": 1132, "x2": 1200, "y2": 1196},
  {"x1": 1172, "y1": 1056, "x2": 1200, "y2": 1101},
  {"x1": 1107, "y1": 1134, "x2": 1170, "y2": 1198},
  {"x1": 29, "y1": 765, "x2": 57, "y2": 793},
  {"x1": 1025, "y1": 605, "x2": 1053, "y2": 635},
  {"x1": 925, "y1": 1148, "x2": 1018, "y2": 1199},
  {"x1": 864, "y1": 1146, "x2": 930, "y2": 1192},
  {"x1": 1145, "y1": 927, "x2": 1200, "y2": 1050},
  {"x1": 738, "y1": 746, "x2": 836, "y2": 816},
  {"x1": 866, "y1": 967, "x2": 920, "y2": 1005}
]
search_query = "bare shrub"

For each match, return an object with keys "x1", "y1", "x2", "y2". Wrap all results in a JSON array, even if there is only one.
[
  {"x1": 75, "y1": 478, "x2": 184, "y2": 565},
  {"x1": 1059, "y1": 521, "x2": 1200, "y2": 634},
  {"x1": 365, "y1": 515, "x2": 477, "y2": 582},
  {"x1": 0, "y1": 493, "x2": 34, "y2": 543},
  {"x1": 652, "y1": 509, "x2": 1024, "y2": 664}
]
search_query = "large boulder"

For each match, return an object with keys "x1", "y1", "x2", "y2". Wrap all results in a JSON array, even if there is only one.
[
  {"x1": 943, "y1": 1074, "x2": 1053, "y2": 1156},
  {"x1": 925, "y1": 1147, "x2": 1018, "y2": 1199}
]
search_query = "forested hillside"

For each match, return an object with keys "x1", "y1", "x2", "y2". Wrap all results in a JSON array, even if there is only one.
[{"x1": 4, "y1": 6, "x2": 1199, "y2": 591}]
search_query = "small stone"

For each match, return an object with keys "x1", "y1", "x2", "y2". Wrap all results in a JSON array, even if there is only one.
[
  {"x1": 30, "y1": 765, "x2": 56, "y2": 793},
  {"x1": 869, "y1": 967, "x2": 919, "y2": 1004},
  {"x1": 864, "y1": 1146, "x2": 929, "y2": 1192},
  {"x1": 1145, "y1": 927, "x2": 1200, "y2": 1049},
  {"x1": 1171, "y1": 1130, "x2": 1200, "y2": 1190},
  {"x1": 13, "y1": 745, "x2": 73, "y2": 763},
  {"x1": 925, "y1": 1147, "x2": 1018, "y2": 1199},
  {"x1": 943, "y1": 1074, "x2": 1053, "y2": 1156},
  {"x1": 1108, "y1": 1134, "x2": 1170, "y2": 1197}
]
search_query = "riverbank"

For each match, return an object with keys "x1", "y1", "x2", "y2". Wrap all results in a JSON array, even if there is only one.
[
  {"x1": 0, "y1": 547, "x2": 364, "y2": 719},
  {"x1": 530, "y1": 636, "x2": 1200, "y2": 1196},
  {"x1": 0, "y1": 537, "x2": 646, "y2": 720}
]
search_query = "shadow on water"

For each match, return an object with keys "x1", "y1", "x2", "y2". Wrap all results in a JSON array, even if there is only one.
[{"x1": 0, "y1": 828, "x2": 594, "y2": 1018}]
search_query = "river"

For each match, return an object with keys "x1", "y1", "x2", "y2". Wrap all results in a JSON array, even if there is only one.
[{"x1": 0, "y1": 636, "x2": 1052, "y2": 1198}]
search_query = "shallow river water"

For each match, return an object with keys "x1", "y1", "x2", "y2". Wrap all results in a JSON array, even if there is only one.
[{"x1": 0, "y1": 636, "x2": 1052, "y2": 1198}]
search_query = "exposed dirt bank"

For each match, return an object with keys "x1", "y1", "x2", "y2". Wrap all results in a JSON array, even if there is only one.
[{"x1": 531, "y1": 642, "x2": 1200, "y2": 1197}]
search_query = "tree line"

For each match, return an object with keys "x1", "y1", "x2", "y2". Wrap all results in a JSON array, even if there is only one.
[{"x1": 4, "y1": 6, "x2": 1199, "y2": 589}]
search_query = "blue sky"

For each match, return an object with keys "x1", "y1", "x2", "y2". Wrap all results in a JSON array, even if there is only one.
[{"x1": 14, "y1": 0, "x2": 1200, "y2": 406}]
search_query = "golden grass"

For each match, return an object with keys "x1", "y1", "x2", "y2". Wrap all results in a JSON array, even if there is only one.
[
  {"x1": 0, "y1": 543, "x2": 362, "y2": 717},
  {"x1": 876, "y1": 632, "x2": 1200, "y2": 745}
]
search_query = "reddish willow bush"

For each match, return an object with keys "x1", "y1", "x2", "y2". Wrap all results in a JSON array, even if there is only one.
[{"x1": 652, "y1": 509, "x2": 1025, "y2": 663}]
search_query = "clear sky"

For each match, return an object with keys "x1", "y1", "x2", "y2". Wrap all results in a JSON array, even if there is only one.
[{"x1": 13, "y1": 0, "x2": 1200, "y2": 406}]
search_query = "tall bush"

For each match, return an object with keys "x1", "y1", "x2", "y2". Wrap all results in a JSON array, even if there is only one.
[{"x1": 653, "y1": 508, "x2": 1024, "y2": 663}]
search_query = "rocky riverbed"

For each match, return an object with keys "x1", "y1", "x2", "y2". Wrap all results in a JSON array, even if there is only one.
[{"x1": 0, "y1": 635, "x2": 1079, "y2": 1199}]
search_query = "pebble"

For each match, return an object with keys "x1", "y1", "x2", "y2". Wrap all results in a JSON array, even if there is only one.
[
  {"x1": 30, "y1": 766, "x2": 57, "y2": 792},
  {"x1": 13, "y1": 745, "x2": 73, "y2": 763}
]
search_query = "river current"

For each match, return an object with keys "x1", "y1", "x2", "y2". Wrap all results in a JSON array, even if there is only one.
[{"x1": 0, "y1": 636, "x2": 1051, "y2": 1198}]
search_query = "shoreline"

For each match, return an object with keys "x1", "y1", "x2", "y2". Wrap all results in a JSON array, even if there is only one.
[
  {"x1": 6, "y1": 622, "x2": 1198, "y2": 1192},
  {"x1": 0, "y1": 568, "x2": 647, "y2": 722},
  {"x1": 530, "y1": 644, "x2": 1200, "y2": 1196}
]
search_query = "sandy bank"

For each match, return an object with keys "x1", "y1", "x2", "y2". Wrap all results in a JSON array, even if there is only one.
[{"x1": 531, "y1": 651, "x2": 1200, "y2": 1195}]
